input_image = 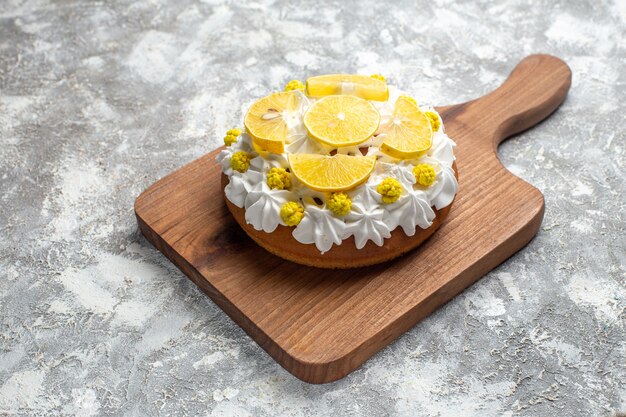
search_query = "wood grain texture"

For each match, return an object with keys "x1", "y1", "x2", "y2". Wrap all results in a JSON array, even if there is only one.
[{"x1": 135, "y1": 54, "x2": 571, "y2": 383}]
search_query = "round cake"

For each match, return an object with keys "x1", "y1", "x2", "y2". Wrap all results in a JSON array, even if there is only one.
[{"x1": 217, "y1": 74, "x2": 458, "y2": 268}]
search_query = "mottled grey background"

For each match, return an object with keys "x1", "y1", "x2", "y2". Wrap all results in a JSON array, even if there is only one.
[{"x1": 0, "y1": 0, "x2": 624, "y2": 415}]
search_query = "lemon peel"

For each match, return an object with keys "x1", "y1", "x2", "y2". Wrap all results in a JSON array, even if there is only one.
[
  {"x1": 266, "y1": 167, "x2": 291, "y2": 190},
  {"x1": 377, "y1": 177, "x2": 402, "y2": 204},
  {"x1": 284, "y1": 80, "x2": 305, "y2": 92},
  {"x1": 306, "y1": 74, "x2": 389, "y2": 101},
  {"x1": 413, "y1": 163, "x2": 436, "y2": 187},
  {"x1": 424, "y1": 111, "x2": 441, "y2": 132},
  {"x1": 370, "y1": 73, "x2": 386, "y2": 82},
  {"x1": 230, "y1": 151, "x2": 251, "y2": 173},
  {"x1": 281, "y1": 201, "x2": 304, "y2": 226},
  {"x1": 327, "y1": 192, "x2": 352, "y2": 216}
]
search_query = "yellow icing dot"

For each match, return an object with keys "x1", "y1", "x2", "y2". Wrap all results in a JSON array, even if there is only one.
[
  {"x1": 230, "y1": 151, "x2": 251, "y2": 173},
  {"x1": 280, "y1": 201, "x2": 304, "y2": 226},
  {"x1": 284, "y1": 80, "x2": 305, "y2": 92},
  {"x1": 412, "y1": 163, "x2": 436, "y2": 187},
  {"x1": 370, "y1": 74, "x2": 386, "y2": 82},
  {"x1": 377, "y1": 177, "x2": 402, "y2": 204},
  {"x1": 267, "y1": 167, "x2": 292, "y2": 190},
  {"x1": 398, "y1": 95, "x2": 418, "y2": 107},
  {"x1": 425, "y1": 111, "x2": 441, "y2": 132},
  {"x1": 224, "y1": 128, "x2": 242, "y2": 146},
  {"x1": 327, "y1": 192, "x2": 352, "y2": 216}
]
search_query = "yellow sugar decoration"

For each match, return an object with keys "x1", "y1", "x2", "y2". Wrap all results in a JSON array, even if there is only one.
[
  {"x1": 377, "y1": 177, "x2": 402, "y2": 204},
  {"x1": 370, "y1": 73, "x2": 386, "y2": 82},
  {"x1": 230, "y1": 151, "x2": 251, "y2": 173},
  {"x1": 413, "y1": 163, "x2": 436, "y2": 187},
  {"x1": 284, "y1": 80, "x2": 305, "y2": 92},
  {"x1": 424, "y1": 111, "x2": 441, "y2": 132},
  {"x1": 281, "y1": 201, "x2": 304, "y2": 226},
  {"x1": 267, "y1": 167, "x2": 292, "y2": 190},
  {"x1": 224, "y1": 128, "x2": 242, "y2": 146},
  {"x1": 398, "y1": 95, "x2": 418, "y2": 108},
  {"x1": 327, "y1": 192, "x2": 352, "y2": 216}
]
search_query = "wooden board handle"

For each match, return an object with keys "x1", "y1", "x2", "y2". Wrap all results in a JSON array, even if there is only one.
[{"x1": 442, "y1": 54, "x2": 572, "y2": 149}]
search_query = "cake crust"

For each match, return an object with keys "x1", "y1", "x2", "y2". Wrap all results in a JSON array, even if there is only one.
[{"x1": 221, "y1": 163, "x2": 457, "y2": 269}]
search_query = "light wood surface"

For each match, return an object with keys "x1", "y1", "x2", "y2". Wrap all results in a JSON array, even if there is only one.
[{"x1": 135, "y1": 54, "x2": 571, "y2": 383}]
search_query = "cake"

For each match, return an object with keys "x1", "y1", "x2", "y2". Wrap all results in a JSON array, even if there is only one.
[{"x1": 217, "y1": 74, "x2": 458, "y2": 268}]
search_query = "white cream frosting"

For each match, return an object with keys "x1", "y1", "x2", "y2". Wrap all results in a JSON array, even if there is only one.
[
  {"x1": 384, "y1": 188, "x2": 436, "y2": 236},
  {"x1": 292, "y1": 204, "x2": 346, "y2": 253},
  {"x1": 218, "y1": 85, "x2": 458, "y2": 254},
  {"x1": 224, "y1": 170, "x2": 258, "y2": 207},
  {"x1": 346, "y1": 187, "x2": 391, "y2": 249},
  {"x1": 244, "y1": 181, "x2": 295, "y2": 233}
]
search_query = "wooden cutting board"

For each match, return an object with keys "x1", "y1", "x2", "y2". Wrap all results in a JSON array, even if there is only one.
[{"x1": 135, "y1": 54, "x2": 571, "y2": 384}]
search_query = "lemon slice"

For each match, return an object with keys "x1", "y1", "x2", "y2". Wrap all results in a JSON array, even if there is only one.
[
  {"x1": 306, "y1": 74, "x2": 389, "y2": 101},
  {"x1": 244, "y1": 91, "x2": 299, "y2": 153},
  {"x1": 289, "y1": 153, "x2": 376, "y2": 192},
  {"x1": 303, "y1": 95, "x2": 380, "y2": 148},
  {"x1": 380, "y1": 96, "x2": 433, "y2": 159}
]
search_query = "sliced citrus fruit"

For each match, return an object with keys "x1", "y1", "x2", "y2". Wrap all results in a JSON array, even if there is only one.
[
  {"x1": 251, "y1": 140, "x2": 272, "y2": 157},
  {"x1": 303, "y1": 95, "x2": 380, "y2": 148},
  {"x1": 380, "y1": 96, "x2": 433, "y2": 159},
  {"x1": 306, "y1": 74, "x2": 389, "y2": 101},
  {"x1": 244, "y1": 91, "x2": 300, "y2": 153},
  {"x1": 288, "y1": 153, "x2": 376, "y2": 192}
]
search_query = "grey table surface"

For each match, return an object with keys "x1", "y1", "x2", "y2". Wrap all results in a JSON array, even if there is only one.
[{"x1": 1, "y1": 0, "x2": 624, "y2": 416}]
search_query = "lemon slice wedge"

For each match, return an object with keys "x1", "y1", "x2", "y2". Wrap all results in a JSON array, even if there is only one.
[
  {"x1": 288, "y1": 153, "x2": 376, "y2": 192},
  {"x1": 306, "y1": 74, "x2": 389, "y2": 101},
  {"x1": 303, "y1": 95, "x2": 380, "y2": 148},
  {"x1": 244, "y1": 91, "x2": 300, "y2": 154},
  {"x1": 380, "y1": 96, "x2": 433, "y2": 159}
]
